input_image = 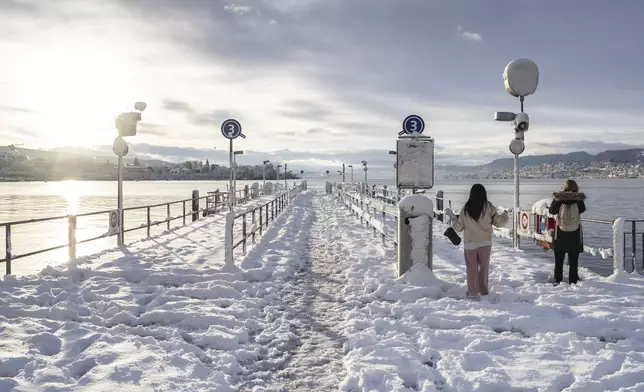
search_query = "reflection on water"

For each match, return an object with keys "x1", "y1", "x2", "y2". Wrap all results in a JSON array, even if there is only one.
[
  {"x1": 1, "y1": 179, "x2": 643, "y2": 276},
  {"x1": 48, "y1": 180, "x2": 82, "y2": 215}
]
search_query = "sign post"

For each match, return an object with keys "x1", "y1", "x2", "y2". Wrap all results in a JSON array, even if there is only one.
[
  {"x1": 395, "y1": 114, "x2": 436, "y2": 275},
  {"x1": 221, "y1": 119, "x2": 245, "y2": 209}
]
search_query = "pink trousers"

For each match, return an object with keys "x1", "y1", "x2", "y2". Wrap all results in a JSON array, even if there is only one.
[{"x1": 464, "y1": 245, "x2": 492, "y2": 296}]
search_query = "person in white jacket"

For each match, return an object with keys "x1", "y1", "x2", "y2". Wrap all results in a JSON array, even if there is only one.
[{"x1": 451, "y1": 184, "x2": 509, "y2": 299}]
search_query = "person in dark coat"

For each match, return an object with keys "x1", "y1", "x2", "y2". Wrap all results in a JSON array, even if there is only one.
[{"x1": 548, "y1": 179, "x2": 586, "y2": 285}]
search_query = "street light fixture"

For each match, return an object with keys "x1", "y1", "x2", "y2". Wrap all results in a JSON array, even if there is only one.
[
  {"x1": 113, "y1": 101, "x2": 146, "y2": 246},
  {"x1": 262, "y1": 160, "x2": 270, "y2": 190}
]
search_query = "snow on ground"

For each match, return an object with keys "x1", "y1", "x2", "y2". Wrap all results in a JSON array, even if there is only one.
[
  {"x1": 2, "y1": 188, "x2": 644, "y2": 391},
  {"x1": 331, "y1": 191, "x2": 644, "y2": 392},
  {"x1": 0, "y1": 193, "x2": 315, "y2": 391}
]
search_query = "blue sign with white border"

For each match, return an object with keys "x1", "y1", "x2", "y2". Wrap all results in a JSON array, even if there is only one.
[
  {"x1": 221, "y1": 119, "x2": 245, "y2": 139},
  {"x1": 400, "y1": 114, "x2": 425, "y2": 136}
]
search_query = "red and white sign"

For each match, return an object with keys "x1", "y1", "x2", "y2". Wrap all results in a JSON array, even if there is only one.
[{"x1": 521, "y1": 212, "x2": 529, "y2": 230}]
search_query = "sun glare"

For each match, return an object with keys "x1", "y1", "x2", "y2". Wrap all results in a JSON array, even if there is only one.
[
  {"x1": 15, "y1": 36, "x2": 141, "y2": 148},
  {"x1": 48, "y1": 180, "x2": 83, "y2": 215}
]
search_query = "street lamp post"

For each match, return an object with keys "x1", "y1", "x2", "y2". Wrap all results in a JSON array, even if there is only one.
[
  {"x1": 284, "y1": 163, "x2": 288, "y2": 189},
  {"x1": 262, "y1": 160, "x2": 270, "y2": 191},
  {"x1": 232, "y1": 150, "x2": 243, "y2": 206},
  {"x1": 347, "y1": 165, "x2": 354, "y2": 184},
  {"x1": 361, "y1": 160, "x2": 368, "y2": 195},
  {"x1": 494, "y1": 58, "x2": 539, "y2": 249},
  {"x1": 277, "y1": 164, "x2": 282, "y2": 183},
  {"x1": 113, "y1": 101, "x2": 146, "y2": 246}
]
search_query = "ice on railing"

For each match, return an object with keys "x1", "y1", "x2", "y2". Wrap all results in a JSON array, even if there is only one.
[
  {"x1": 495, "y1": 227, "x2": 513, "y2": 239},
  {"x1": 583, "y1": 245, "x2": 613, "y2": 259},
  {"x1": 532, "y1": 198, "x2": 554, "y2": 216}
]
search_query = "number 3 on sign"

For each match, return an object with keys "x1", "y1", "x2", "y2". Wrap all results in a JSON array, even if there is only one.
[
  {"x1": 221, "y1": 119, "x2": 243, "y2": 140},
  {"x1": 402, "y1": 115, "x2": 425, "y2": 135}
]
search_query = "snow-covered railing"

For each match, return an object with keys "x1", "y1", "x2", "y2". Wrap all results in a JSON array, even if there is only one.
[
  {"x1": 0, "y1": 186, "x2": 258, "y2": 275},
  {"x1": 331, "y1": 184, "x2": 399, "y2": 246},
  {"x1": 224, "y1": 181, "x2": 307, "y2": 265},
  {"x1": 335, "y1": 184, "x2": 638, "y2": 274}
]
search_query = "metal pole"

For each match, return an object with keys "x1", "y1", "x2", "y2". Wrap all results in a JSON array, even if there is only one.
[
  {"x1": 513, "y1": 154, "x2": 519, "y2": 249},
  {"x1": 262, "y1": 165, "x2": 266, "y2": 190},
  {"x1": 284, "y1": 163, "x2": 287, "y2": 190},
  {"x1": 342, "y1": 163, "x2": 345, "y2": 183},
  {"x1": 233, "y1": 152, "x2": 237, "y2": 207},
  {"x1": 117, "y1": 155, "x2": 124, "y2": 246},
  {"x1": 229, "y1": 139, "x2": 233, "y2": 210},
  {"x1": 351, "y1": 167, "x2": 354, "y2": 183}
]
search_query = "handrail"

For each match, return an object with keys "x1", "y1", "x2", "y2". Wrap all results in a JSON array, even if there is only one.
[
  {"x1": 0, "y1": 186, "x2": 261, "y2": 275},
  {"x1": 226, "y1": 181, "x2": 308, "y2": 263},
  {"x1": 335, "y1": 183, "x2": 636, "y2": 274},
  {"x1": 332, "y1": 185, "x2": 399, "y2": 246}
]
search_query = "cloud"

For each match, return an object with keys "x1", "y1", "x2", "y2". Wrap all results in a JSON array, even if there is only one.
[
  {"x1": 191, "y1": 109, "x2": 236, "y2": 126},
  {"x1": 457, "y1": 25, "x2": 483, "y2": 41},
  {"x1": 161, "y1": 99, "x2": 194, "y2": 113},
  {"x1": 224, "y1": 4, "x2": 252, "y2": 15},
  {"x1": 1, "y1": 0, "x2": 644, "y2": 165},
  {"x1": 0, "y1": 105, "x2": 33, "y2": 114}
]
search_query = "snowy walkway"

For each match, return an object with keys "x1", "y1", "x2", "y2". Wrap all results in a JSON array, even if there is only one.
[{"x1": 1, "y1": 190, "x2": 644, "y2": 391}]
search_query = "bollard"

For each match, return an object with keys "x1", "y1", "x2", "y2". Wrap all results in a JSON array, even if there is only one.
[
  {"x1": 192, "y1": 190, "x2": 199, "y2": 221},
  {"x1": 436, "y1": 190, "x2": 444, "y2": 222},
  {"x1": 397, "y1": 195, "x2": 434, "y2": 277}
]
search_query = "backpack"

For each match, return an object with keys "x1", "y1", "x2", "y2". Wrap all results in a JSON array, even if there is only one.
[{"x1": 557, "y1": 203, "x2": 580, "y2": 232}]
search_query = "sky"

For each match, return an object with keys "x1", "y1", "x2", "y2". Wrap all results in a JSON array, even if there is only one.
[{"x1": 1, "y1": 0, "x2": 644, "y2": 170}]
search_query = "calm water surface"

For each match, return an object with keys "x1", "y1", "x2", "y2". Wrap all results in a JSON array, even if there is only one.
[{"x1": 1, "y1": 178, "x2": 643, "y2": 276}]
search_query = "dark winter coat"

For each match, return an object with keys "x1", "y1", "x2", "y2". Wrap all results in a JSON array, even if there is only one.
[{"x1": 548, "y1": 191, "x2": 586, "y2": 253}]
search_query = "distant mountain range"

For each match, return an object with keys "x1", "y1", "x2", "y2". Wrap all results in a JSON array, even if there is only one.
[
  {"x1": 9, "y1": 145, "x2": 644, "y2": 172},
  {"x1": 8, "y1": 146, "x2": 169, "y2": 167},
  {"x1": 439, "y1": 148, "x2": 644, "y2": 172}
]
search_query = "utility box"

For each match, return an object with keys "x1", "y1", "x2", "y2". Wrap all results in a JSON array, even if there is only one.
[
  {"x1": 397, "y1": 195, "x2": 434, "y2": 277},
  {"x1": 396, "y1": 136, "x2": 435, "y2": 190}
]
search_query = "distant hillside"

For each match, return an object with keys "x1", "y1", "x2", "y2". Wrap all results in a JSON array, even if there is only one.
[
  {"x1": 13, "y1": 147, "x2": 170, "y2": 167},
  {"x1": 482, "y1": 148, "x2": 644, "y2": 171}
]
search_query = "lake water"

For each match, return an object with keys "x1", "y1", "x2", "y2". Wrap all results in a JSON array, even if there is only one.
[{"x1": 1, "y1": 178, "x2": 643, "y2": 276}]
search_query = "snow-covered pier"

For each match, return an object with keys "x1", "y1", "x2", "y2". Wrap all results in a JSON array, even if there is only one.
[{"x1": 1, "y1": 186, "x2": 644, "y2": 392}]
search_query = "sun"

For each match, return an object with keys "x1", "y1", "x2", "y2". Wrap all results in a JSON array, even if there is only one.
[{"x1": 14, "y1": 35, "x2": 142, "y2": 148}]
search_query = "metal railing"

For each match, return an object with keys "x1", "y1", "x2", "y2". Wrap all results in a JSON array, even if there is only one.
[
  {"x1": 0, "y1": 188, "x2": 259, "y2": 275},
  {"x1": 227, "y1": 181, "x2": 307, "y2": 261},
  {"x1": 334, "y1": 183, "x2": 640, "y2": 274},
  {"x1": 333, "y1": 184, "x2": 399, "y2": 246}
]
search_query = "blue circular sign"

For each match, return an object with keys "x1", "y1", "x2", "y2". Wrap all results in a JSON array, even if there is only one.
[
  {"x1": 221, "y1": 119, "x2": 242, "y2": 140},
  {"x1": 402, "y1": 115, "x2": 425, "y2": 134}
]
